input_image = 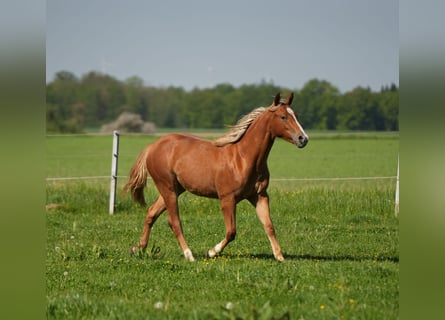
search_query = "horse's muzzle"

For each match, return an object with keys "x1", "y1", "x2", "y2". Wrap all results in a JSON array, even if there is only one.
[{"x1": 296, "y1": 135, "x2": 309, "y2": 148}]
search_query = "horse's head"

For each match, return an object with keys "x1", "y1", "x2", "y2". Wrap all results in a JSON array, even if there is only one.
[{"x1": 268, "y1": 92, "x2": 309, "y2": 148}]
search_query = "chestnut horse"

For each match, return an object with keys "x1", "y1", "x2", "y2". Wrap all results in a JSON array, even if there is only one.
[{"x1": 124, "y1": 92, "x2": 308, "y2": 261}]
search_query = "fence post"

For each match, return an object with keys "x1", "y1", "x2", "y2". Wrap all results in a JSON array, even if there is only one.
[
  {"x1": 395, "y1": 153, "x2": 399, "y2": 217},
  {"x1": 109, "y1": 130, "x2": 120, "y2": 214}
]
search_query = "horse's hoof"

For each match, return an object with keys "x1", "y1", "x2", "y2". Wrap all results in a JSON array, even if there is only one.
[
  {"x1": 183, "y1": 248, "x2": 195, "y2": 262},
  {"x1": 206, "y1": 248, "x2": 218, "y2": 259},
  {"x1": 130, "y1": 247, "x2": 139, "y2": 256}
]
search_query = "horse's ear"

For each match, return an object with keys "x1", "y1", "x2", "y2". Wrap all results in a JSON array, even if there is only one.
[
  {"x1": 273, "y1": 92, "x2": 281, "y2": 106},
  {"x1": 284, "y1": 92, "x2": 294, "y2": 105}
]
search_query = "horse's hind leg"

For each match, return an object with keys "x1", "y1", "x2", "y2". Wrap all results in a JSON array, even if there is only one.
[
  {"x1": 162, "y1": 191, "x2": 195, "y2": 262},
  {"x1": 131, "y1": 195, "x2": 166, "y2": 255}
]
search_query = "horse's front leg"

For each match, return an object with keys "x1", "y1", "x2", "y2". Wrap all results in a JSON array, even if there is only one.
[
  {"x1": 249, "y1": 192, "x2": 284, "y2": 261},
  {"x1": 207, "y1": 196, "x2": 236, "y2": 258}
]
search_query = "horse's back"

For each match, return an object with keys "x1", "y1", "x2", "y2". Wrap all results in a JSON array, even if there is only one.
[
  {"x1": 151, "y1": 133, "x2": 216, "y2": 156},
  {"x1": 147, "y1": 133, "x2": 222, "y2": 197}
]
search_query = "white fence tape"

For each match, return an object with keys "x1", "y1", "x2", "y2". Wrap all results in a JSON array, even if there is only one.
[
  {"x1": 46, "y1": 176, "x2": 110, "y2": 181},
  {"x1": 47, "y1": 133, "x2": 399, "y2": 216},
  {"x1": 46, "y1": 175, "x2": 396, "y2": 182}
]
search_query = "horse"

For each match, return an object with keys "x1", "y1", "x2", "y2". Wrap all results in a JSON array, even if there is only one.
[{"x1": 123, "y1": 92, "x2": 308, "y2": 261}]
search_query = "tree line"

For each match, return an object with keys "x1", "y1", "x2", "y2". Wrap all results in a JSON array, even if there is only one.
[{"x1": 46, "y1": 70, "x2": 398, "y2": 133}]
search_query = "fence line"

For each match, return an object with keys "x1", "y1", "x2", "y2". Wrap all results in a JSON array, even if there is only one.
[
  {"x1": 46, "y1": 176, "x2": 110, "y2": 181},
  {"x1": 272, "y1": 176, "x2": 396, "y2": 181},
  {"x1": 46, "y1": 175, "x2": 397, "y2": 182},
  {"x1": 47, "y1": 133, "x2": 399, "y2": 217},
  {"x1": 46, "y1": 175, "x2": 128, "y2": 181}
]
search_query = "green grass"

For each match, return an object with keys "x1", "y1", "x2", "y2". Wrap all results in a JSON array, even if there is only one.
[
  {"x1": 46, "y1": 132, "x2": 399, "y2": 319},
  {"x1": 47, "y1": 131, "x2": 398, "y2": 180}
]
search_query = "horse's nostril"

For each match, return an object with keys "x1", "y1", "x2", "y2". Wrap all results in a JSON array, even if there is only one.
[{"x1": 298, "y1": 135, "x2": 308, "y2": 146}]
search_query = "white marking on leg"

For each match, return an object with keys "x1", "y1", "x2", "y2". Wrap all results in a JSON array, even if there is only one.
[
  {"x1": 215, "y1": 242, "x2": 223, "y2": 253},
  {"x1": 207, "y1": 249, "x2": 216, "y2": 258},
  {"x1": 183, "y1": 248, "x2": 195, "y2": 262},
  {"x1": 276, "y1": 255, "x2": 285, "y2": 262},
  {"x1": 207, "y1": 241, "x2": 224, "y2": 258}
]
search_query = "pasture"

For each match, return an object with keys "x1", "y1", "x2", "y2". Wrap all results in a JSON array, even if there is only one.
[{"x1": 46, "y1": 132, "x2": 399, "y2": 319}]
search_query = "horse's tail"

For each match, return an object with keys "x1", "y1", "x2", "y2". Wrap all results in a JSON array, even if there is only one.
[{"x1": 123, "y1": 146, "x2": 150, "y2": 207}]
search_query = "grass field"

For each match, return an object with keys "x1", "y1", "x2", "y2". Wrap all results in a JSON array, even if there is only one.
[{"x1": 46, "y1": 131, "x2": 399, "y2": 319}]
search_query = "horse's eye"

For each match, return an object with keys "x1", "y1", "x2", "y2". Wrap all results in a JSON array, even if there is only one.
[{"x1": 280, "y1": 115, "x2": 287, "y2": 121}]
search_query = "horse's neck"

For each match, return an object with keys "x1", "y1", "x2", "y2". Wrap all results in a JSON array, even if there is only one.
[{"x1": 236, "y1": 114, "x2": 274, "y2": 170}]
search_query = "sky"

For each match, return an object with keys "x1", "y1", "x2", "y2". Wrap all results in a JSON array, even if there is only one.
[{"x1": 46, "y1": 0, "x2": 398, "y2": 93}]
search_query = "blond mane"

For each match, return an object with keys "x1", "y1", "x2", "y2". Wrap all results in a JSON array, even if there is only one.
[{"x1": 213, "y1": 107, "x2": 266, "y2": 147}]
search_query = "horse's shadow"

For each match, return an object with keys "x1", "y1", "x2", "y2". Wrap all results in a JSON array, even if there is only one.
[{"x1": 221, "y1": 253, "x2": 399, "y2": 263}]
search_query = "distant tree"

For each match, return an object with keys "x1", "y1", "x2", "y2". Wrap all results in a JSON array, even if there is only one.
[
  {"x1": 46, "y1": 69, "x2": 398, "y2": 133},
  {"x1": 54, "y1": 70, "x2": 78, "y2": 82},
  {"x1": 298, "y1": 79, "x2": 340, "y2": 129},
  {"x1": 46, "y1": 103, "x2": 84, "y2": 133},
  {"x1": 379, "y1": 89, "x2": 399, "y2": 130},
  {"x1": 390, "y1": 83, "x2": 398, "y2": 91},
  {"x1": 380, "y1": 83, "x2": 398, "y2": 93},
  {"x1": 337, "y1": 87, "x2": 384, "y2": 130},
  {"x1": 46, "y1": 73, "x2": 84, "y2": 133},
  {"x1": 125, "y1": 75, "x2": 144, "y2": 87},
  {"x1": 79, "y1": 72, "x2": 126, "y2": 126},
  {"x1": 123, "y1": 77, "x2": 148, "y2": 118}
]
